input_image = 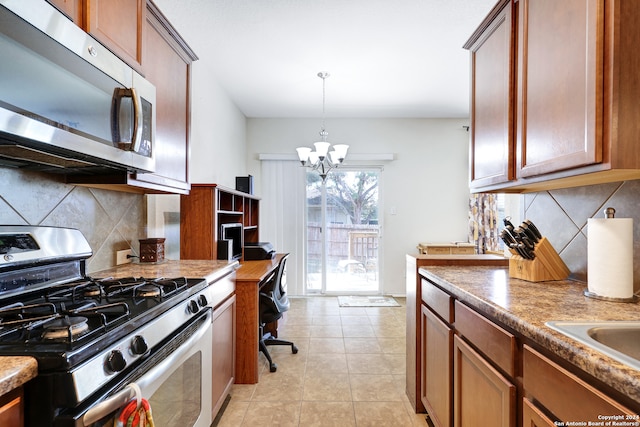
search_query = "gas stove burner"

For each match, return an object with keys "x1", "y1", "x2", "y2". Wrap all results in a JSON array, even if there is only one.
[
  {"x1": 82, "y1": 285, "x2": 102, "y2": 298},
  {"x1": 135, "y1": 284, "x2": 162, "y2": 298},
  {"x1": 42, "y1": 316, "x2": 89, "y2": 340}
]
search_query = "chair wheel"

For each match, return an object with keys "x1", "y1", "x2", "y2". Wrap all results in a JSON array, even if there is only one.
[
  {"x1": 270, "y1": 363, "x2": 277, "y2": 373},
  {"x1": 292, "y1": 345, "x2": 298, "y2": 354}
]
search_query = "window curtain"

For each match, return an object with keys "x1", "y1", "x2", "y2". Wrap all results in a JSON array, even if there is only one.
[
  {"x1": 468, "y1": 193, "x2": 500, "y2": 254},
  {"x1": 260, "y1": 159, "x2": 307, "y2": 295}
]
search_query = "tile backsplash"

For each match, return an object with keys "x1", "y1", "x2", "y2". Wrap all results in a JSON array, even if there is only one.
[
  {"x1": 523, "y1": 179, "x2": 640, "y2": 291},
  {"x1": 0, "y1": 168, "x2": 145, "y2": 273}
]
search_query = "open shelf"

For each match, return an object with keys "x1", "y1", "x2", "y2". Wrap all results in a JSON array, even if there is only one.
[{"x1": 180, "y1": 184, "x2": 261, "y2": 260}]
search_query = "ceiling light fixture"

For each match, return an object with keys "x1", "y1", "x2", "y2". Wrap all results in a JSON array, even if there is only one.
[{"x1": 296, "y1": 72, "x2": 349, "y2": 182}]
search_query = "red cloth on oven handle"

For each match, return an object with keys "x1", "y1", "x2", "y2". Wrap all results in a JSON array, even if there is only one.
[{"x1": 115, "y1": 398, "x2": 155, "y2": 427}]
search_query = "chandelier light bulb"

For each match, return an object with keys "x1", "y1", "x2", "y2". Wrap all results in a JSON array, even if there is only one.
[
  {"x1": 308, "y1": 151, "x2": 320, "y2": 165},
  {"x1": 332, "y1": 144, "x2": 349, "y2": 162},
  {"x1": 296, "y1": 147, "x2": 312, "y2": 164},
  {"x1": 314, "y1": 142, "x2": 330, "y2": 159},
  {"x1": 328, "y1": 151, "x2": 340, "y2": 164}
]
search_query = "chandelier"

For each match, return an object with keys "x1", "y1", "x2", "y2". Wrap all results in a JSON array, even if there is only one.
[{"x1": 296, "y1": 72, "x2": 349, "y2": 182}]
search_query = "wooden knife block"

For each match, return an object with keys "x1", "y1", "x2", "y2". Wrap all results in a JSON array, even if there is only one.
[{"x1": 508, "y1": 237, "x2": 570, "y2": 282}]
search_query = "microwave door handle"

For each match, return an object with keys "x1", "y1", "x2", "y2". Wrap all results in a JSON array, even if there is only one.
[
  {"x1": 111, "y1": 87, "x2": 142, "y2": 152},
  {"x1": 81, "y1": 309, "x2": 212, "y2": 426},
  {"x1": 130, "y1": 87, "x2": 143, "y2": 152}
]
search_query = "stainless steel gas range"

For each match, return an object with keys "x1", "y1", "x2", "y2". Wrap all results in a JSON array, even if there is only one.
[{"x1": 0, "y1": 226, "x2": 229, "y2": 427}]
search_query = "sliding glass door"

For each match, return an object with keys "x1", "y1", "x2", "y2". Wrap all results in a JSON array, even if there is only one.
[{"x1": 305, "y1": 168, "x2": 381, "y2": 294}]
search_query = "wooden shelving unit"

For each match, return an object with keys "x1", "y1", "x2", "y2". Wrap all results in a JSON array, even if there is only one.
[{"x1": 180, "y1": 184, "x2": 260, "y2": 260}]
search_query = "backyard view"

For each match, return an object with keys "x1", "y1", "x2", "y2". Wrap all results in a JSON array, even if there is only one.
[{"x1": 305, "y1": 169, "x2": 380, "y2": 293}]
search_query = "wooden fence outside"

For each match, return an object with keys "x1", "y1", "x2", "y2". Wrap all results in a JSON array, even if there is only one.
[{"x1": 306, "y1": 223, "x2": 379, "y2": 271}]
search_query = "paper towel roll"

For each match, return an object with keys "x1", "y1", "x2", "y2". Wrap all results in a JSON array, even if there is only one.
[{"x1": 587, "y1": 217, "x2": 634, "y2": 299}]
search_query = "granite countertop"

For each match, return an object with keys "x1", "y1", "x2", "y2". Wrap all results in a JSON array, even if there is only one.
[
  {"x1": 419, "y1": 265, "x2": 640, "y2": 407},
  {"x1": 0, "y1": 357, "x2": 37, "y2": 396},
  {"x1": 0, "y1": 259, "x2": 238, "y2": 398},
  {"x1": 92, "y1": 259, "x2": 239, "y2": 284}
]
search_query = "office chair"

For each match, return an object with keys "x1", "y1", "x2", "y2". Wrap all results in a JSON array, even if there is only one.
[{"x1": 259, "y1": 253, "x2": 298, "y2": 372}]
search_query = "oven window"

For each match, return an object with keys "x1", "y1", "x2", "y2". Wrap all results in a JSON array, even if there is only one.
[{"x1": 148, "y1": 351, "x2": 202, "y2": 425}]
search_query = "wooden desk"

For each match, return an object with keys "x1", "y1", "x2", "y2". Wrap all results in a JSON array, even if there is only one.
[{"x1": 234, "y1": 253, "x2": 285, "y2": 384}]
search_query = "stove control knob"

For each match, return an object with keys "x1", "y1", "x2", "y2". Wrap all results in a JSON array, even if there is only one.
[
  {"x1": 106, "y1": 350, "x2": 126, "y2": 373},
  {"x1": 188, "y1": 299, "x2": 199, "y2": 314},
  {"x1": 197, "y1": 295, "x2": 208, "y2": 307},
  {"x1": 131, "y1": 335, "x2": 148, "y2": 355}
]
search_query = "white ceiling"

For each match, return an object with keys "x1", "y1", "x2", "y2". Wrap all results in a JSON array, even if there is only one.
[{"x1": 154, "y1": 0, "x2": 497, "y2": 119}]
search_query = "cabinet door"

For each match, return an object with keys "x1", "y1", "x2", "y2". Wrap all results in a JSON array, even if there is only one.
[
  {"x1": 211, "y1": 295, "x2": 236, "y2": 418},
  {"x1": 467, "y1": 1, "x2": 515, "y2": 189},
  {"x1": 523, "y1": 398, "x2": 555, "y2": 427},
  {"x1": 46, "y1": 0, "x2": 81, "y2": 22},
  {"x1": 0, "y1": 388, "x2": 23, "y2": 427},
  {"x1": 135, "y1": 3, "x2": 194, "y2": 193},
  {"x1": 85, "y1": 0, "x2": 144, "y2": 69},
  {"x1": 453, "y1": 335, "x2": 516, "y2": 427},
  {"x1": 516, "y1": 0, "x2": 604, "y2": 177},
  {"x1": 421, "y1": 305, "x2": 453, "y2": 427}
]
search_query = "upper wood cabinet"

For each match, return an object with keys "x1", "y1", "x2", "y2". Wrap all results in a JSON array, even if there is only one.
[
  {"x1": 465, "y1": 0, "x2": 515, "y2": 189},
  {"x1": 47, "y1": 0, "x2": 144, "y2": 71},
  {"x1": 516, "y1": 0, "x2": 602, "y2": 178},
  {"x1": 46, "y1": 0, "x2": 81, "y2": 22},
  {"x1": 465, "y1": 0, "x2": 640, "y2": 193},
  {"x1": 85, "y1": 0, "x2": 144, "y2": 71},
  {"x1": 66, "y1": 0, "x2": 197, "y2": 194},
  {"x1": 128, "y1": 0, "x2": 196, "y2": 193}
]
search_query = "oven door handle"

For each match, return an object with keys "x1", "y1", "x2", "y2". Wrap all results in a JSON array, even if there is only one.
[{"x1": 82, "y1": 309, "x2": 212, "y2": 426}]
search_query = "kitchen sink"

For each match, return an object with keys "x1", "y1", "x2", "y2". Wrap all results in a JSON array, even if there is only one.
[{"x1": 545, "y1": 321, "x2": 640, "y2": 371}]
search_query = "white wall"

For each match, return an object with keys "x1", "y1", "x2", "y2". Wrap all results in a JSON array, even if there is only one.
[
  {"x1": 188, "y1": 66, "x2": 247, "y2": 186},
  {"x1": 146, "y1": 1, "x2": 248, "y2": 248},
  {"x1": 246, "y1": 118, "x2": 471, "y2": 295}
]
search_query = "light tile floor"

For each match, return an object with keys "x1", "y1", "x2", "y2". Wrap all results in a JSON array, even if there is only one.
[{"x1": 214, "y1": 296, "x2": 429, "y2": 426}]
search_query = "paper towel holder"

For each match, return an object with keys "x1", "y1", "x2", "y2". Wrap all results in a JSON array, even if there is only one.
[
  {"x1": 583, "y1": 289, "x2": 638, "y2": 303},
  {"x1": 584, "y1": 206, "x2": 638, "y2": 303}
]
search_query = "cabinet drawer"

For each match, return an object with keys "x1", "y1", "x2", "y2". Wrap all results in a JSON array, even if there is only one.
[
  {"x1": 421, "y1": 279, "x2": 453, "y2": 323},
  {"x1": 454, "y1": 301, "x2": 516, "y2": 377},
  {"x1": 523, "y1": 345, "x2": 635, "y2": 423}
]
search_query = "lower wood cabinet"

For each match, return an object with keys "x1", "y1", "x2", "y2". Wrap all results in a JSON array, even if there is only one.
[
  {"x1": 523, "y1": 345, "x2": 635, "y2": 424},
  {"x1": 421, "y1": 305, "x2": 453, "y2": 427},
  {"x1": 453, "y1": 335, "x2": 516, "y2": 427},
  {"x1": 523, "y1": 398, "x2": 555, "y2": 427},
  {"x1": 0, "y1": 387, "x2": 23, "y2": 427},
  {"x1": 211, "y1": 294, "x2": 236, "y2": 419},
  {"x1": 413, "y1": 272, "x2": 640, "y2": 426}
]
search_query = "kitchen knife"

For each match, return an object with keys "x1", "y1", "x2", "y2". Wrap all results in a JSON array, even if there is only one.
[
  {"x1": 501, "y1": 228, "x2": 534, "y2": 259},
  {"x1": 520, "y1": 222, "x2": 540, "y2": 243},
  {"x1": 524, "y1": 219, "x2": 542, "y2": 240},
  {"x1": 513, "y1": 226, "x2": 536, "y2": 259}
]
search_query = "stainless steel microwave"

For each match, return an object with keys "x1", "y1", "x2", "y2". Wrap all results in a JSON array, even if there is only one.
[{"x1": 0, "y1": 0, "x2": 155, "y2": 173}]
